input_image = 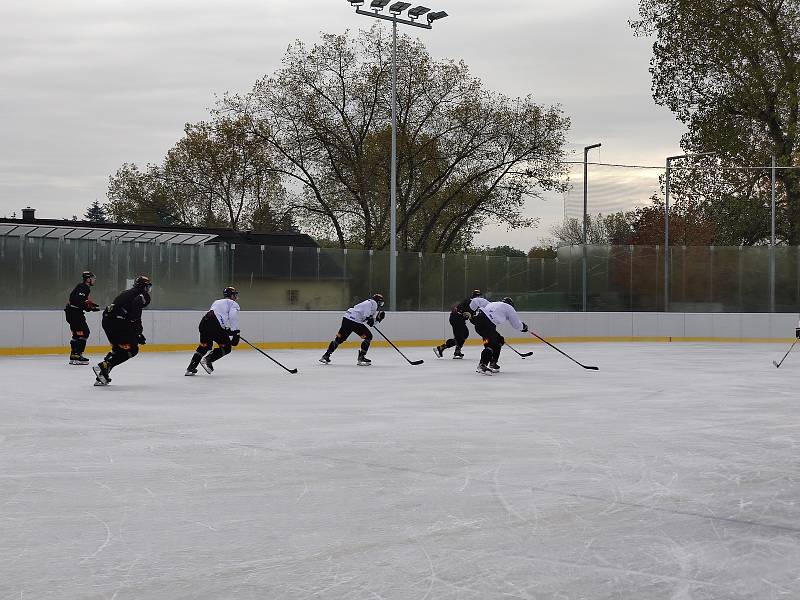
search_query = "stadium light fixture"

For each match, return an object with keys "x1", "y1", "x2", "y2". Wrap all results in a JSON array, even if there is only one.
[
  {"x1": 389, "y1": 2, "x2": 412, "y2": 14},
  {"x1": 344, "y1": 0, "x2": 449, "y2": 311},
  {"x1": 407, "y1": 6, "x2": 430, "y2": 20}
]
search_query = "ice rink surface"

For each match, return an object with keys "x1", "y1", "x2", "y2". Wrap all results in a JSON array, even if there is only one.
[{"x1": 1, "y1": 342, "x2": 799, "y2": 599}]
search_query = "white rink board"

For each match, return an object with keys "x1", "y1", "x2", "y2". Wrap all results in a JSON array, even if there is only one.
[
  {"x1": 0, "y1": 310, "x2": 798, "y2": 351},
  {"x1": 1, "y1": 343, "x2": 799, "y2": 598}
]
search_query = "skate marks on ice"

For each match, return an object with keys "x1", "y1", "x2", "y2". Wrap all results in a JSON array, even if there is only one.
[{"x1": 1, "y1": 344, "x2": 800, "y2": 598}]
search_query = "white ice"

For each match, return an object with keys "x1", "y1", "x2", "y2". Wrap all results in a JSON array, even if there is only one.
[{"x1": 1, "y1": 343, "x2": 800, "y2": 599}]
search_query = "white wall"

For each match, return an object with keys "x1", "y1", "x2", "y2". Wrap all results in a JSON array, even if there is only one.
[{"x1": 0, "y1": 311, "x2": 797, "y2": 353}]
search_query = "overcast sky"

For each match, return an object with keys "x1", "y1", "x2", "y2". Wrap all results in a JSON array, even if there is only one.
[{"x1": 0, "y1": 0, "x2": 685, "y2": 248}]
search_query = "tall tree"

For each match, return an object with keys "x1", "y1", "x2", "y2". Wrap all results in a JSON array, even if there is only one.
[
  {"x1": 106, "y1": 116, "x2": 288, "y2": 231},
  {"x1": 84, "y1": 199, "x2": 108, "y2": 223},
  {"x1": 222, "y1": 25, "x2": 568, "y2": 251},
  {"x1": 632, "y1": 0, "x2": 800, "y2": 243}
]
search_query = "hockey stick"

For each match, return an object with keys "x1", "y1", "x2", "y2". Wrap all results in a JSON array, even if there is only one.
[
  {"x1": 372, "y1": 325, "x2": 424, "y2": 365},
  {"x1": 240, "y1": 336, "x2": 298, "y2": 374},
  {"x1": 528, "y1": 331, "x2": 598, "y2": 370},
  {"x1": 506, "y1": 343, "x2": 533, "y2": 358},
  {"x1": 773, "y1": 339, "x2": 798, "y2": 369}
]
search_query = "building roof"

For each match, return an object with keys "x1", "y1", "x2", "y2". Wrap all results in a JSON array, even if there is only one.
[{"x1": 0, "y1": 217, "x2": 318, "y2": 247}]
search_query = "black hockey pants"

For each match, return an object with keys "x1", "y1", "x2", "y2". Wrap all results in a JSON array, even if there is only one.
[{"x1": 472, "y1": 311, "x2": 505, "y2": 365}]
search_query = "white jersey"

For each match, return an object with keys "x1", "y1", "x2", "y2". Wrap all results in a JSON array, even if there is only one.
[
  {"x1": 479, "y1": 301, "x2": 525, "y2": 331},
  {"x1": 343, "y1": 298, "x2": 379, "y2": 324},
  {"x1": 469, "y1": 297, "x2": 489, "y2": 312},
  {"x1": 209, "y1": 298, "x2": 240, "y2": 331}
]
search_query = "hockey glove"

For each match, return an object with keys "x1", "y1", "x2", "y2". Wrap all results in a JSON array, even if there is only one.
[
  {"x1": 462, "y1": 311, "x2": 472, "y2": 321},
  {"x1": 521, "y1": 322, "x2": 528, "y2": 332},
  {"x1": 86, "y1": 300, "x2": 100, "y2": 312},
  {"x1": 376, "y1": 310, "x2": 386, "y2": 323},
  {"x1": 366, "y1": 316, "x2": 375, "y2": 327},
  {"x1": 231, "y1": 330, "x2": 240, "y2": 346},
  {"x1": 137, "y1": 333, "x2": 147, "y2": 345}
]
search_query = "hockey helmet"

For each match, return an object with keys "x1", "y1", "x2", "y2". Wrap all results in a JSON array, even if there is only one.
[
  {"x1": 372, "y1": 293, "x2": 385, "y2": 307},
  {"x1": 82, "y1": 271, "x2": 96, "y2": 284},
  {"x1": 223, "y1": 286, "x2": 239, "y2": 299},
  {"x1": 471, "y1": 289, "x2": 482, "y2": 298},
  {"x1": 502, "y1": 296, "x2": 515, "y2": 307},
  {"x1": 133, "y1": 275, "x2": 152, "y2": 292}
]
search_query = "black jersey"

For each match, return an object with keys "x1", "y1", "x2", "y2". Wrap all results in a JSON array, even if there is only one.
[
  {"x1": 451, "y1": 297, "x2": 473, "y2": 314},
  {"x1": 66, "y1": 282, "x2": 93, "y2": 312},
  {"x1": 104, "y1": 288, "x2": 151, "y2": 327}
]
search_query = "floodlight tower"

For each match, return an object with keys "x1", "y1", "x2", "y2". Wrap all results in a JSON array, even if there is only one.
[{"x1": 346, "y1": 0, "x2": 449, "y2": 311}]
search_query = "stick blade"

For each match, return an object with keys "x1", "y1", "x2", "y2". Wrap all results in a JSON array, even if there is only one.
[
  {"x1": 288, "y1": 368, "x2": 299, "y2": 374},
  {"x1": 520, "y1": 352, "x2": 534, "y2": 358},
  {"x1": 773, "y1": 360, "x2": 781, "y2": 369},
  {"x1": 409, "y1": 359, "x2": 425, "y2": 366},
  {"x1": 583, "y1": 365, "x2": 599, "y2": 370}
]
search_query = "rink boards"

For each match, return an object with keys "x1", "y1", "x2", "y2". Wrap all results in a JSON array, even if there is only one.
[{"x1": 0, "y1": 310, "x2": 797, "y2": 355}]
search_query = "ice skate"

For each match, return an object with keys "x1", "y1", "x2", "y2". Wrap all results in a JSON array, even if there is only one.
[
  {"x1": 489, "y1": 362, "x2": 500, "y2": 373},
  {"x1": 200, "y1": 357, "x2": 214, "y2": 374},
  {"x1": 319, "y1": 353, "x2": 331, "y2": 364},
  {"x1": 69, "y1": 353, "x2": 90, "y2": 365},
  {"x1": 184, "y1": 368, "x2": 197, "y2": 376},
  {"x1": 92, "y1": 361, "x2": 111, "y2": 385},
  {"x1": 476, "y1": 363, "x2": 492, "y2": 375},
  {"x1": 453, "y1": 349, "x2": 464, "y2": 359},
  {"x1": 357, "y1": 351, "x2": 371, "y2": 366},
  {"x1": 433, "y1": 345, "x2": 444, "y2": 358}
]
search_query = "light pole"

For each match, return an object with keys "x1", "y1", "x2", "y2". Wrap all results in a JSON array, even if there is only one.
[
  {"x1": 582, "y1": 143, "x2": 601, "y2": 312},
  {"x1": 346, "y1": 0, "x2": 449, "y2": 311},
  {"x1": 664, "y1": 151, "x2": 716, "y2": 311}
]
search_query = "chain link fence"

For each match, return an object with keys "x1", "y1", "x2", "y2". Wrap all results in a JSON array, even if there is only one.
[{"x1": 2, "y1": 231, "x2": 799, "y2": 313}]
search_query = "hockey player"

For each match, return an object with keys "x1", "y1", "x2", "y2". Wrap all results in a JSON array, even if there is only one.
[
  {"x1": 185, "y1": 287, "x2": 241, "y2": 376},
  {"x1": 433, "y1": 289, "x2": 489, "y2": 359},
  {"x1": 320, "y1": 293, "x2": 386, "y2": 365},
  {"x1": 93, "y1": 275, "x2": 152, "y2": 386},
  {"x1": 471, "y1": 297, "x2": 528, "y2": 374},
  {"x1": 64, "y1": 271, "x2": 100, "y2": 365}
]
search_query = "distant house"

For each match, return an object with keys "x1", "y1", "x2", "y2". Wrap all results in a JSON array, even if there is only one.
[{"x1": 0, "y1": 208, "x2": 348, "y2": 310}]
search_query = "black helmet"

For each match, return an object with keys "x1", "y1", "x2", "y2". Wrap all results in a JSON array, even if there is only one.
[
  {"x1": 471, "y1": 289, "x2": 482, "y2": 298},
  {"x1": 372, "y1": 293, "x2": 385, "y2": 307},
  {"x1": 133, "y1": 275, "x2": 152, "y2": 291},
  {"x1": 82, "y1": 271, "x2": 96, "y2": 281},
  {"x1": 223, "y1": 286, "x2": 239, "y2": 299},
  {"x1": 502, "y1": 296, "x2": 515, "y2": 307}
]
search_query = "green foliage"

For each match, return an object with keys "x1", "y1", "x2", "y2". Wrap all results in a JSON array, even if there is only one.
[
  {"x1": 469, "y1": 245, "x2": 527, "y2": 257},
  {"x1": 106, "y1": 116, "x2": 288, "y2": 231},
  {"x1": 222, "y1": 25, "x2": 569, "y2": 251},
  {"x1": 527, "y1": 245, "x2": 557, "y2": 259},
  {"x1": 84, "y1": 199, "x2": 108, "y2": 223},
  {"x1": 632, "y1": 0, "x2": 800, "y2": 243}
]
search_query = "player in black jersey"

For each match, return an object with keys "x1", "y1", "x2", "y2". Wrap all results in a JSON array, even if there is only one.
[
  {"x1": 64, "y1": 271, "x2": 100, "y2": 365},
  {"x1": 93, "y1": 276, "x2": 152, "y2": 386},
  {"x1": 433, "y1": 289, "x2": 488, "y2": 359}
]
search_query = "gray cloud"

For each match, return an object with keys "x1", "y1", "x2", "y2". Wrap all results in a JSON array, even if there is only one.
[{"x1": 1, "y1": 0, "x2": 685, "y2": 247}]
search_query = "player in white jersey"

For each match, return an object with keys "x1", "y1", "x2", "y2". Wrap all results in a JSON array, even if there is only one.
[
  {"x1": 434, "y1": 289, "x2": 489, "y2": 359},
  {"x1": 471, "y1": 297, "x2": 528, "y2": 374},
  {"x1": 320, "y1": 293, "x2": 386, "y2": 365},
  {"x1": 185, "y1": 287, "x2": 241, "y2": 376}
]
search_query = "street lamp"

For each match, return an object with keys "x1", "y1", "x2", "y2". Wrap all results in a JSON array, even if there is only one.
[
  {"x1": 345, "y1": 0, "x2": 448, "y2": 311},
  {"x1": 582, "y1": 142, "x2": 601, "y2": 312},
  {"x1": 664, "y1": 151, "x2": 716, "y2": 311}
]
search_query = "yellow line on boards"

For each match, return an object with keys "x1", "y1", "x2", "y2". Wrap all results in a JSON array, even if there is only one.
[{"x1": 0, "y1": 336, "x2": 796, "y2": 356}]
